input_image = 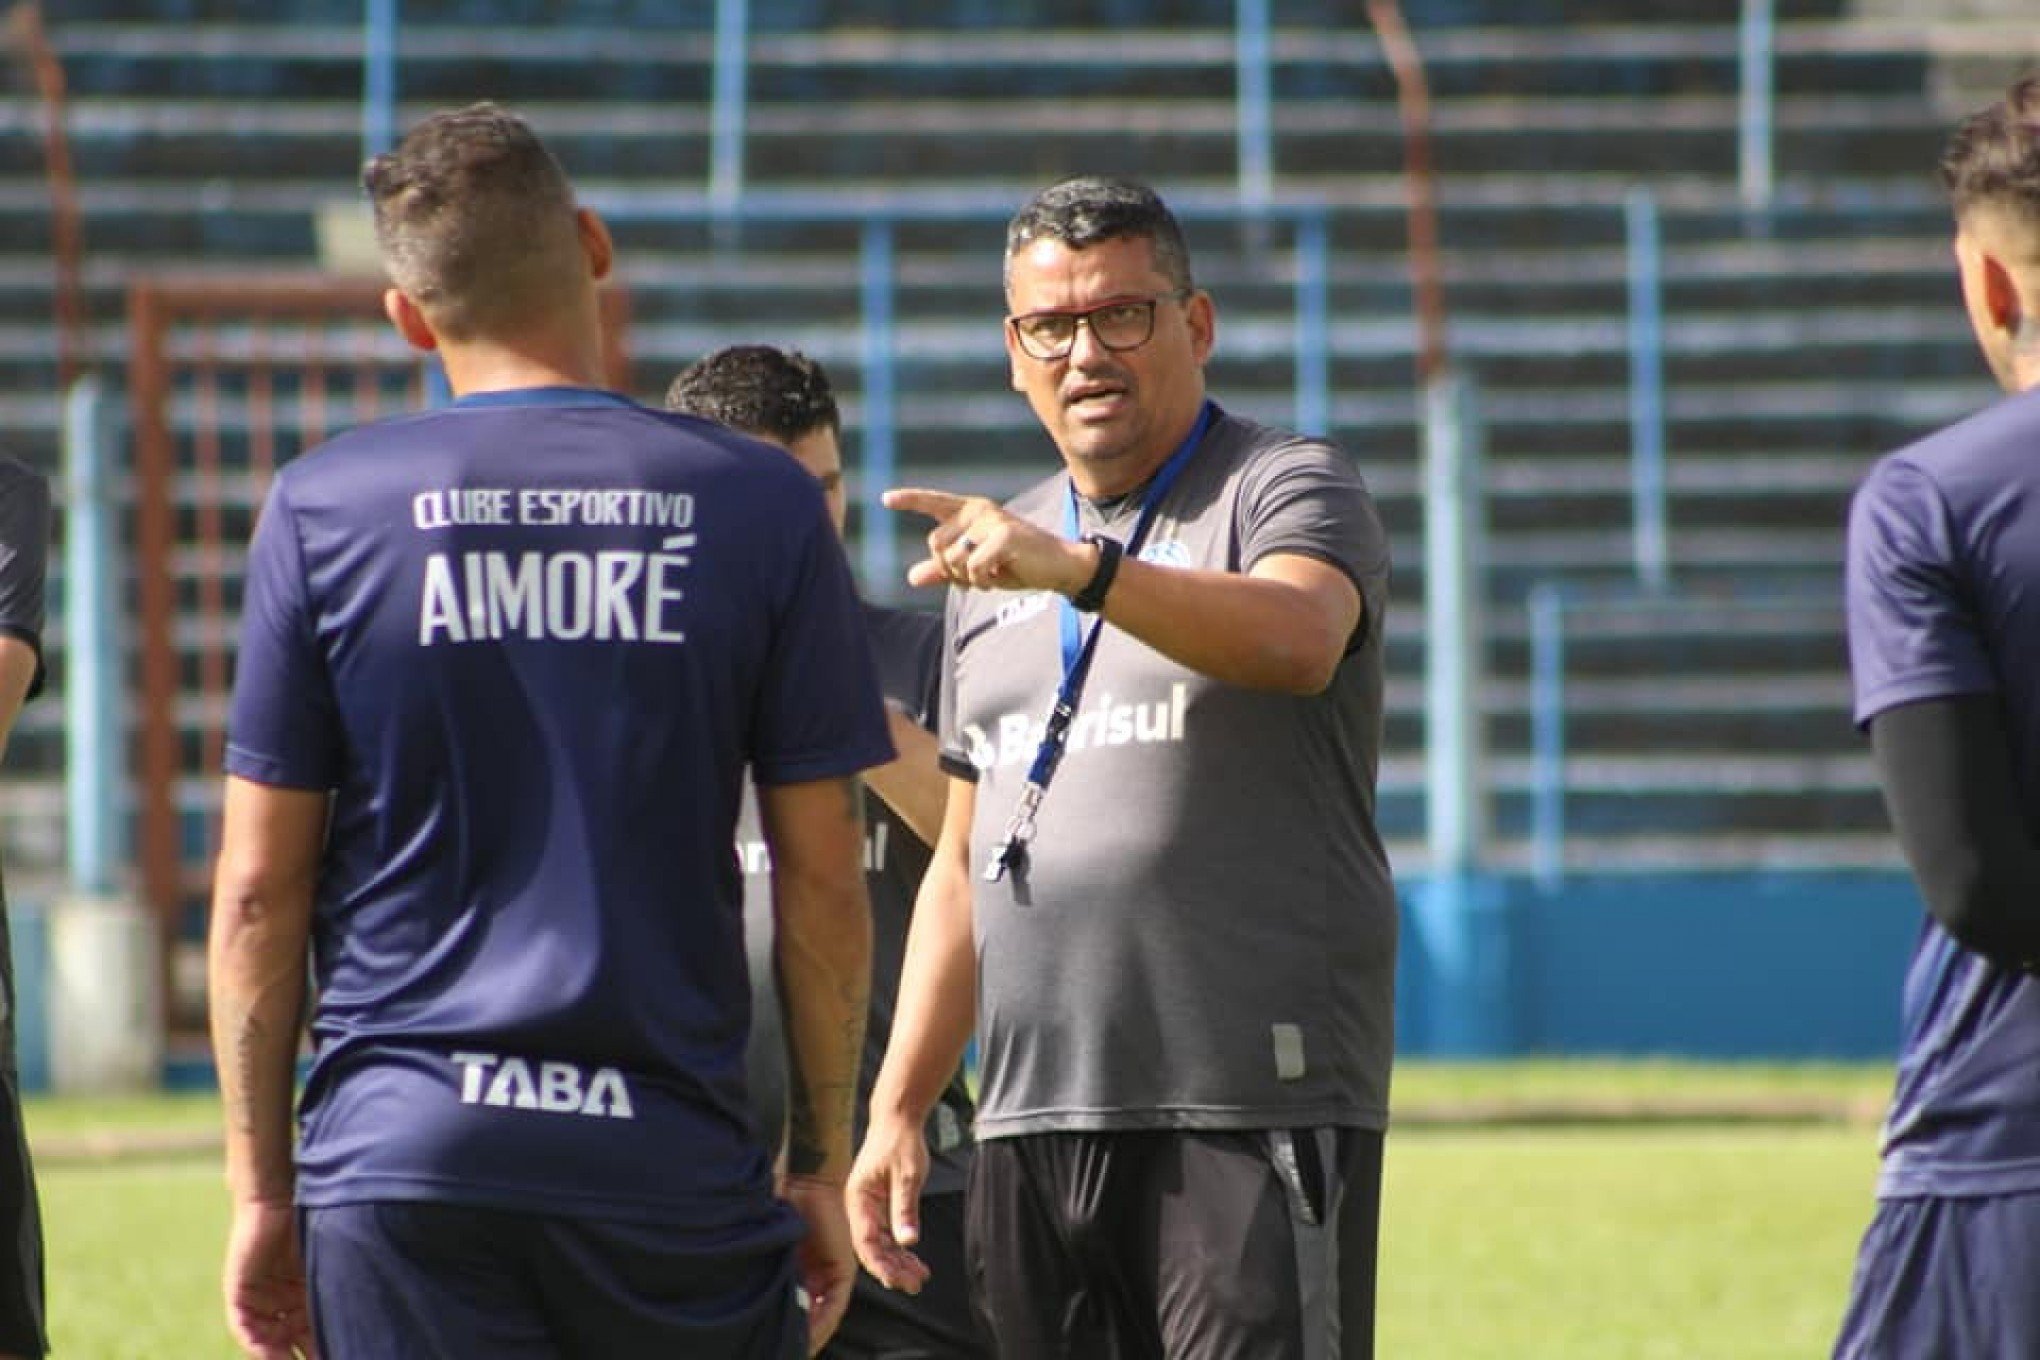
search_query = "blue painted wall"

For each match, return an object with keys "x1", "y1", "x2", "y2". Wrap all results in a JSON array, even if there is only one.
[
  {"x1": 1399, "y1": 871, "x2": 1922, "y2": 1059},
  {"x1": 8, "y1": 872, "x2": 1926, "y2": 1093}
]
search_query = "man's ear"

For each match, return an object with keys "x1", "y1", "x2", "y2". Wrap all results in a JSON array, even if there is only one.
[
  {"x1": 383, "y1": 288, "x2": 437, "y2": 353},
  {"x1": 1003, "y1": 320, "x2": 1027, "y2": 393},
  {"x1": 1982, "y1": 250, "x2": 2024, "y2": 337},
  {"x1": 577, "y1": 207, "x2": 614, "y2": 284}
]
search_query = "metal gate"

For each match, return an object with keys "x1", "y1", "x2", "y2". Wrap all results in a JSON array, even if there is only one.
[{"x1": 125, "y1": 274, "x2": 631, "y2": 1034}]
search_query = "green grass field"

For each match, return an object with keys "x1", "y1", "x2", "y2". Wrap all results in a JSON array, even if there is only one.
[{"x1": 30, "y1": 1064, "x2": 1889, "y2": 1358}]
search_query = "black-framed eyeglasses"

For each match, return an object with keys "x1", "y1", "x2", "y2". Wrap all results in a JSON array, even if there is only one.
[{"x1": 1007, "y1": 290, "x2": 1192, "y2": 362}]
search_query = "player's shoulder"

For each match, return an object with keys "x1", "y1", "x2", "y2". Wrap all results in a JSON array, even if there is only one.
[
  {"x1": 1208, "y1": 407, "x2": 1358, "y2": 480},
  {"x1": 1868, "y1": 386, "x2": 2040, "y2": 496}
]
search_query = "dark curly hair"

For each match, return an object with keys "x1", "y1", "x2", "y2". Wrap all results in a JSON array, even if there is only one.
[
  {"x1": 1003, "y1": 175, "x2": 1195, "y2": 296},
  {"x1": 663, "y1": 345, "x2": 840, "y2": 444}
]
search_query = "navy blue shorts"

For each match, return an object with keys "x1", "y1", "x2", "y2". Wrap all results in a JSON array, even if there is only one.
[
  {"x1": 823, "y1": 1190, "x2": 989, "y2": 1359},
  {"x1": 1834, "y1": 1192, "x2": 2040, "y2": 1359},
  {"x1": 304, "y1": 1201, "x2": 804, "y2": 1359}
]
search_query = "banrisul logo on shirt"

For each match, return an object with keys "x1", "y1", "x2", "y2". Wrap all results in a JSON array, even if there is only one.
[
  {"x1": 451, "y1": 1050, "x2": 636, "y2": 1119},
  {"x1": 1140, "y1": 539, "x2": 1192, "y2": 567},
  {"x1": 964, "y1": 682, "x2": 1189, "y2": 770}
]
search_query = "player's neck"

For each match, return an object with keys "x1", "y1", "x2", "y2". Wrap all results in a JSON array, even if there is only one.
[
  {"x1": 2014, "y1": 352, "x2": 2040, "y2": 396},
  {"x1": 438, "y1": 333, "x2": 610, "y2": 398}
]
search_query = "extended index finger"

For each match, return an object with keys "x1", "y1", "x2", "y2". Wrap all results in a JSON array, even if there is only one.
[{"x1": 882, "y1": 487, "x2": 968, "y2": 522}]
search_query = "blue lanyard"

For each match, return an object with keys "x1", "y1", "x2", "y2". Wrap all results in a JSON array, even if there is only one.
[{"x1": 986, "y1": 402, "x2": 1214, "y2": 882}]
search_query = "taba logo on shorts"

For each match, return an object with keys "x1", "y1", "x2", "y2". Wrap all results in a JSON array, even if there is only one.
[
  {"x1": 450, "y1": 1051, "x2": 636, "y2": 1119},
  {"x1": 963, "y1": 681, "x2": 1189, "y2": 769},
  {"x1": 1140, "y1": 539, "x2": 1192, "y2": 568}
]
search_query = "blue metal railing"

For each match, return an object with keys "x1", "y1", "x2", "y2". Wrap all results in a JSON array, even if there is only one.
[
  {"x1": 1524, "y1": 583, "x2": 1842, "y2": 885},
  {"x1": 1235, "y1": 0, "x2": 1273, "y2": 217},
  {"x1": 361, "y1": 0, "x2": 398, "y2": 163},
  {"x1": 1624, "y1": 187, "x2": 1668, "y2": 591},
  {"x1": 1424, "y1": 371, "x2": 1486, "y2": 877},
  {"x1": 710, "y1": 0, "x2": 750, "y2": 221},
  {"x1": 61, "y1": 378, "x2": 125, "y2": 896},
  {"x1": 857, "y1": 220, "x2": 899, "y2": 594},
  {"x1": 1527, "y1": 581, "x2": 1567, "y2": 893},
  {"x1": 1738, "y1": 0, "x2": 1775, "y2": 218}
]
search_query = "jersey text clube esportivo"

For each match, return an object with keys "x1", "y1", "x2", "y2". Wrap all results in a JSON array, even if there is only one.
[{"x1": 225, "y1": 387, "x2": 893, "y2": 1243}]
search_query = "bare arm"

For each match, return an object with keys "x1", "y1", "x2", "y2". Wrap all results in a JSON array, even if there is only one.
[
  {"x1": 860, "y1": 707, "x2": 948, "y2": 848},
  {"x1": 0, "y1": 637, "x2": 32, "y2": 760},
  {"x1": 758, "y1": 774, "x2": 874, "y2": 1183},
  {"x1": 208, "y1": 776, "x2": 327, "y2": 1205},
  {"x1": 758, "y1": 773, "x2": 873, "y2": 1351},
  {"x1": 848, "y1": 773, "x2": 979, "y2": 1292},
  {"x1": 886, "y1": 488, "x2": 1362, "y2": 695}
]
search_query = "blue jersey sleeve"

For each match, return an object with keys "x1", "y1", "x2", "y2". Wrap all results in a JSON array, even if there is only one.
[
  {"x1": 1846, "y1": 456, "x2": 1999, "y2": 729},
  {"x1": 225, "y1": 476, "x2": 346, "y2": 789},
  {"x1": 747, "y1": 510, "x2": 894, "y2": 786}
]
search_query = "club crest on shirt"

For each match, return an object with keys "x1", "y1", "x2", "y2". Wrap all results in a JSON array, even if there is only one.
[{"x1": 1140, "y1": 540, "x2": 1192, "y2": 567}]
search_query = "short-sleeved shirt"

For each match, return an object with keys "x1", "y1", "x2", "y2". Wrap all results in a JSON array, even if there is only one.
[
  {"x1": 225, "y1": 387, "x2": 894, "y2": 1239},
  {"x1": 737, "y1": 602, "x2": 976, "y2": 1195},
  {"x1": 1846, "y1": 382, "x2": 2040, "y2": 1199},
  {"x1": 939, "y1": 406, "x2": 1396, "y2": 1139},
  {"x1": 0, "y1": 456, "x2": 48, "y2": 936},
  {"x1": 0, "y1": 459, "x2": 48, "y2": 705}
]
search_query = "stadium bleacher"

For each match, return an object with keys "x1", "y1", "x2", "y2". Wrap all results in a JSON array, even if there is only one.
[{"x1": 1, "y1": 0, "x2": 2025, "y2": 931}]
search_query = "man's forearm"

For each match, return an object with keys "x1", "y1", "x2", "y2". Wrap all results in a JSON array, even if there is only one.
[
  {"x1": 0, "y1": 639, "x2": 35, "y2": 760},
  {"x1": 868, "y1": 776, "x2": 979, "y2": 1129},
  {"x1": 1090, "y1": 552, "x2": 1361, "y2": 695},
  {"x1": 767, "y1": 776, "x2": 874, "y2": 1183},
  {"x1": 207, "y1": 778, "x2": 326, "y2": 1204},
  {"x1": 209, "y1": 875, "x2": 312, "y2": 1202}
]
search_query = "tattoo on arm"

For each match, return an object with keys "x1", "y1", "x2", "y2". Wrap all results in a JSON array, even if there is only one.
[
  {"x1": 226, "y1": 1007, "x2": 269, "y2": 1137},
  {"x1": 781, "y1": 776, "x2": 868, "y2": 1178}
]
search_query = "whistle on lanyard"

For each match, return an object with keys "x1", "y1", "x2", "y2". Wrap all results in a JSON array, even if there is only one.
[{"x1": 984, "y1": 781, "x2": 1045, "y2": 883}]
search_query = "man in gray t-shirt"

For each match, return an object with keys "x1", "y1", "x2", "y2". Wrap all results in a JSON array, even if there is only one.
[{"x1": 849, "y1": 177, "x2": 1394, "y2": 1359}]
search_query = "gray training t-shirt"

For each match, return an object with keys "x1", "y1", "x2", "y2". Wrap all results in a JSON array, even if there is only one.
[{"x1": 939, "y1": 407, "x2": 1395, "y2": 1139}]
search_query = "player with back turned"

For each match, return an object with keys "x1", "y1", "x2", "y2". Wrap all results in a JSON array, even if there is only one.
[
  {"x1": 668, "y1": 344, "x2": 991, "y2": 1360},
  {"x1": 1839, "y1": 75, "x2": 2040, "y2": 1358},
  {"x1": 207, "y1": 103, "x2": 890, "y2": 1358}
]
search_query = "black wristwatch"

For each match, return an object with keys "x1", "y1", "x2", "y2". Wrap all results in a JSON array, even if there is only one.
[{"x1": 1071, "y1": 534, "x2": 1124, "y2": 613}]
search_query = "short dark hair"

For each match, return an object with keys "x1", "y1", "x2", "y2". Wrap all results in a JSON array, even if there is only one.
[
  {"x1": 1941, "y1": 75, "x2": 2040, "y2": 222},
  {"x1": 663, "y1": 345, "x2": 841, "y2": 444},
  {"x1": 1004, "y1": 176, "x2": 1196, "y2": 296},
  {"x1": 362, "y1": 101, "x2": 582, "y2": 341}
]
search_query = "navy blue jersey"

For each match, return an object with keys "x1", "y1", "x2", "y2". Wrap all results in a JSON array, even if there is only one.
[
  {"x1": 1847, "y1": 384, "x2": 2040, "y2": 1199},
  {"x1": 225, "y1": 387, "x2": 893, "y2": 1236}
]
